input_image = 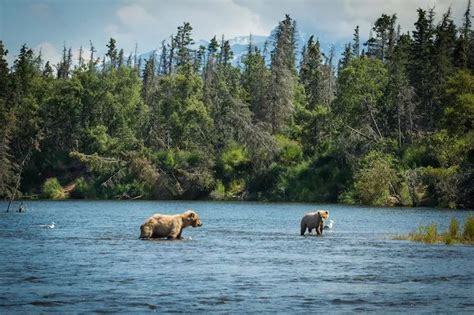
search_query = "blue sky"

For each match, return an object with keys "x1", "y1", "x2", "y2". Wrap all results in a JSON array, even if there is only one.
[{"x1": 0, "y1": 0, "x2": 469, "y2": 66}]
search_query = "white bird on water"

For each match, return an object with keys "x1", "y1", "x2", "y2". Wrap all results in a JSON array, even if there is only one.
[
  {"x1": 40, "y1": 222, "x2": 55, "y2": 229},
  {"x1": 324, "y1": 220, "x2": 334, "y2": 230}
]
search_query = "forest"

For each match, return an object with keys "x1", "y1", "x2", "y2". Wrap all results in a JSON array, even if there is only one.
[{"x1": 0, "y1": 4, "x2": 473, "y2": 208}]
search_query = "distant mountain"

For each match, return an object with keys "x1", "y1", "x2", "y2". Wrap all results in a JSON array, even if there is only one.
[{"x1": 138, "y1": 34, "x2": 344, "y2": 69}]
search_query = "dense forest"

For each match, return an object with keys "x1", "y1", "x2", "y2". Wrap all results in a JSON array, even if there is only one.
[{"x1": 0, "y1": 4, "x2": 473, "y2": 208}]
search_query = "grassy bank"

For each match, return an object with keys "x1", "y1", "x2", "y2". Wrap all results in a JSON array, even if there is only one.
[{"x1": 395, "y1": 216, "x2": 474, "y2": 245}]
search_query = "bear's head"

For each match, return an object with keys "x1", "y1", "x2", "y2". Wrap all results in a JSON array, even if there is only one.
[
  {"x1": 140, "y1": 223, "x2": 153, "y2": 239},
  {"x1": 318, "y1": 210, "x2": 329, "y2": 221},
  {"x1": 184, "y1": 210, "x2": 202, "y2": 227}
]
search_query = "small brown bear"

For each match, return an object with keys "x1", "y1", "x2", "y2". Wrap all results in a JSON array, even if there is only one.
[
  {"x1": 300, "y1": 210, "x2": 329, "y2": 236},
  {"x1": 139, "y1": 210, "x2": 202, "y2": 240}
]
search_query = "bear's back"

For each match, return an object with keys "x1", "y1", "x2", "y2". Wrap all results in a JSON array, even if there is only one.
[{"x1": 150, "y1": 213, "x2": 180, "y2": 238}]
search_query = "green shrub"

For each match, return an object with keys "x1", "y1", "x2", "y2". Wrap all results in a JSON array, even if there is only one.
[
  {"x1": 402, "y1": 144, "x2": 433, "y2": 168},
  {"x1": 275, "y1": 135, "x2": 303, "y2": 166},
  {"x1": 424, "y1": 224, "x2": 438, "y2": 243},
  {"x1": 401, "y1": 217, "x2": 474, "y2": 245},
  {"x1": 210, "y1": 180, "x2": 226, "y2": 200},
  {"x1": 42, "y1": 178, "x2": 67, "y2": 200},
  {"x1": 70, "y1": 177, "x2": 94, "y2": 199},
  {"x1": 463, "y1": 216, "x2": 474, "y2": 242},
  {"x1": 227, "y1": 179, "x2": 246, "y2": 199},
  {"x1": 408, "y1": 223, "x2": 438, "y2": 243},
  {"x1": 422, "y1": 166, "x2": 460, "y2": 208},
  {"x1": 449, "y1": 218, "x2": 459, "y2": 238},
  {"x1": 444, "y1": 234, "x2": 453, "y2": 245},
  {"x1": 352, "y1": 151, "x2": 397, "y2": 206},
  {"x1": 221, "y1": 145, "x2": 250, "y2": 174}
]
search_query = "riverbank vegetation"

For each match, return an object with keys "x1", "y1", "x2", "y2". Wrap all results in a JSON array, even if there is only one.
[
  {"x1": 0, "y1": 3, "x2": 473, "y2": 207},
  {"x1": 395, "y1": 216, "x2": 474, "y2": 245}
]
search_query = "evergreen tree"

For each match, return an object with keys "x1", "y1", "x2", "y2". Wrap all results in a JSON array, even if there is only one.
[
  {"x1": 43, "y1": 61, "x2": 54, "y2": 78},
  {"x1": 338, "y1": 43, "x2": 353, "y2": 72},
  {"x1": 106, "y1": 38, "x2": 118, "y2": 69},
  {"x1": 142, "y1": 52, "x2": 156, "y2": 99},
  {"x1": 455, "y1": 0, "x2": 472, "y2": 69},
  {"x1": 78, "y1": 46, "x2": 84, "y2": 69},
  {"x1": 118, "y1": 49, "x2": 124, "y2": 68},
  {"x1": 263, "y1": 14, "x2": 297, "y2": 133},
  {"x1": 352, "y1": 26, "x2": 360, "y2": 57},
  {"x1": 365, "y1": 14, "x2": 397, "y2": 62},
  {"x1": 409, "y1": 8, "x2": 435, "y2": 132},
  {"x1": 57, "y1": 45, "x2": 73, "y2": 79},
  {"x1": 299, "y1": 35, "x2": 323, "y2": 110},
  {"x1": 194, "y1": 45, "x2": 206, "y2": 74},
  {"x1": 321, "y1": 45, "x2": 336, "y2": 107},
  {"x1": 203, "y1": 36, "x2": 219, "y2": 106},
  {"x1": 89, "y1": 41, "x2": 98, "y2": 72},
  {"x1": 158, "y1": 40, "x2": 168, "y2": 75},
  {"x1": 431, "y1": 8, "x2": 457, "y2": 121},
  {"x1": 384, "y1": 33, "x2": 415, "y2": 145},
  {"x1": 0, "y1": 41, "x2": 9, "y2": 98},
  {"x1": 241, "y1": 39, "x2": 268, "y2": 118},
  {"x1": 0, "y1": 41, "x2": 16, "y2": 198},
  {"x1": 174, "y1": 22, "x2": 194, "y2": 69}
]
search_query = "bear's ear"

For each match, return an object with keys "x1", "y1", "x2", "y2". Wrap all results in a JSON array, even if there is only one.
[{"x1": 188, "y1": 211, "x2": 195, "y2": 218}]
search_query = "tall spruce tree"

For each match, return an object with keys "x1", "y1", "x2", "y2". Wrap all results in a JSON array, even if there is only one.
[
  {"x1": 365, "y1": 14, "x2": 397, "y2": 62},
  {"x1": 455, "y1": 0, "x2": 472, "y2": 69},
  {"x1": 242, "y1": 38, "x2": 268, "y2": 118},
  {"x1": 299, "y1": 35, "x2": 323, "y2": 110},
  {"x1": 263, "y1": 14, "x2": 297, "y2": 133},
  {"x1": 409, "y1": 8, "x2": 435, "y2": 132},
  {"x1": 174, "y1": 22, "x2": 194, "y2": 69},
  {"x1": 0, "y1": 41, "x2": 9, "y2": 98},
  {"x1": 352, "y1": 26, "x2": 360, "y2": 57},
  {"x1": 106, "y1": 38, "x2": 118, "y2": 69}
]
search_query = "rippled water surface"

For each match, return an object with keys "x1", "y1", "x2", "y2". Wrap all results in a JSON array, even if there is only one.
[{"x1": 0, "y1": 201, "x2": 473, "y2": 313}]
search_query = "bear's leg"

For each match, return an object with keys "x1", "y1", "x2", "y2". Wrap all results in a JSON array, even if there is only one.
[
  {"x1": 300, "y1": 223, "x2": 307, "y2": 236},
  {"x1": 316, "y1": 223, "x2": 323, "y2": 236},
  {"x1": 168, "y1": 226, "x2": 181, "y2": 240}
]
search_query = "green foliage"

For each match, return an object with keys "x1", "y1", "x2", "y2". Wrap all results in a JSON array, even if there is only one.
[
  {"x1": 42, "y1": 178, "x2": 67, "y2": 200},
  {"x1": 422, "y1": 166, "x2": 460, "y2": 208},
  {"x1": 70, "y1": 177, "x2": 94, "y2": 199},
  {"x1": 334, "y1": 57, "x2": 388, "y2": 130},
  {"x1": 2, "y1": 11, "x2": 472, "y2": 208},
  {"x1": 351, "y1": 151, "x2": 398, "y2": 206},
  {"x1": 275, "y1": 135, "x2": 303, "y2": 165},
  {"x1": 409, "y1": 223, "x2": 438, "y2": 244},
  {"x1": 449, "y1": 217, "x2": 459, "y2": 238},
  {"x1": 210, "y1": 180, "x2": 226, "y2": 200},
  {"x1": 400, "y1": 217, "x2": 474, "y2": 245},
  {"x1": 463, "y1": 216, "x2": 474, "y2": 242},
  {"x1": 443, "y1": 70, "x2": 474, "y2": 135}
]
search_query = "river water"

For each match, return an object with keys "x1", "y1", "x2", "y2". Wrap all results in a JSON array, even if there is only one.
[{"x1": 0, "y1": 200, "x2": 473, "y2": 313}]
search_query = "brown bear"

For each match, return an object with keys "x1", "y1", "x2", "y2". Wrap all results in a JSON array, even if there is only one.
[
  {"x1": 139, "y1": 210, "x2": 202, "y2": 240},
  {"x1": 300, "y1": 210, "x2": 329, "y2": 236}
]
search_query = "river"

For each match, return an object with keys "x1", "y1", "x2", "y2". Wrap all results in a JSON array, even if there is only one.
[{"x1": 0, "y1": 200, "x2": 473, "y2": 312}]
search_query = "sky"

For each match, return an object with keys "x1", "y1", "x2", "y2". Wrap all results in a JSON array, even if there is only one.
[{"x1": 0, "y1": 0, "x2": 470, "y2": 66}]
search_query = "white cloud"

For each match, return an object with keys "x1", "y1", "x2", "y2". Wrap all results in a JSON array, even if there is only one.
[
  {"x1": 116, "y1": 4, "x2": 158, "y2": 29},
  {"x1": 105, "y1": 0, "x2": 272, "y2": 54},
  {"x1": 35, "y1": 42, "x2": 61, "y2": 65},
  {"x1": 235, "y1": 0, "x2": 469, "y2": 42}
]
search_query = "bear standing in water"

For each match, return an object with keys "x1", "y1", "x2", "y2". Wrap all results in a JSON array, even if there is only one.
[
  {"x1": 300, "y1": 210, "x2": 329, "y2": 236},
  {"x1": 140, "y1": 210, "x2": 202, "y2": 240}
]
